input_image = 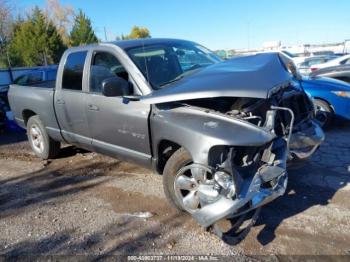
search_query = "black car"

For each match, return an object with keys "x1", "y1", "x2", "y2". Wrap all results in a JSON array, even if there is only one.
[{"x1": 310, "y1": 64, "x2": 350, "y2": 84}]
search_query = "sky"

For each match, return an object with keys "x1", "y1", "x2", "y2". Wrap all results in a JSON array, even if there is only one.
[{"x1": 16, "y1": 0, "x2": 350, "y2": 50}]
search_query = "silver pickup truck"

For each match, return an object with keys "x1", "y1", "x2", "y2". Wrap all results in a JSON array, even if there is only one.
[{"x1": 9, "y1": 38, "x2": 324, "y2": 242}]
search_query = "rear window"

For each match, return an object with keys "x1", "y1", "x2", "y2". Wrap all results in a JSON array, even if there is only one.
[
  {"x1": 14, "y1": 72, "x2": 43, "y2": 85},
  {"x1": 47, "y1": 70, "x2": 57, "y2": 81},
  {"x1": 62, "y1": 51, "x2": 87, "y2": 91}
]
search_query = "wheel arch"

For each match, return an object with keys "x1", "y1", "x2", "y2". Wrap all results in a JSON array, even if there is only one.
[
  {"x1": 155, "y1": 139, "x2": 184, "y2": 175},
  {"x1": 313, "y1": 97, "x2": 335, "y2": 113},
  {"x1": 22, "y1": 109, "x2": 37, "y2": 126}
]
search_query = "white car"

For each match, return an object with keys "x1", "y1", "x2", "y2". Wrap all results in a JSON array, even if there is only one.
[
  {"x1": 297, "y1": 55, "x2": 338, "y2": 75},
  {"x1": 281, "y1": 50, "x2": 309, "y2": 65},
  {"x1": 310, "y1": 54, "x2": 350, "y2": 71}
]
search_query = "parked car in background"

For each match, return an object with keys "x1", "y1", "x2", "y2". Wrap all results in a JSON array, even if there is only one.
[
  {"x1": 8, "y1": 39, "x2": 324, "y2": 242},
  {"x1": 0, "y1": 97, "x2": 7, "y2": 131},
  {"x1": 310, "y1": 51, "x2": 335, "y2": 56},
  {"x1": 0, "y1": 66, "x2": 58, "y2": 106},
  {"x1": 301, "y1": 76, "x2": 350, "y2": 127},
  {"x1": 0, "y1": 66, "x2": 57, "y2": 132},
  {"x1": 297, "y1": 55, "x2": 338, "y2": 75},
  {"x1": 13, "y1": 67, "x2": 57, "y2": 87},
  {"x1": 281, "y1": 50, "x2": 336, "y2": 66},
  {"x1": 310, "y1": 64, "x2": 350, "y2": 84},
  {"x1": 281, "y1": 50, "x2": 310, "y2": 65},
  {"x1": 0, "y1": 89, "x2": 10, "y2": 131},
  {"x1": 0, "y1": 65, "x2": 58, "y2": 91},
  {"x1": 309, "y1": 54, "x2": 350, "y2": 71}
]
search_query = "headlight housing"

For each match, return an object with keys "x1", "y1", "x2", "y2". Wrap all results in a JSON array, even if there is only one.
[{"x1": 331, "y1": 91, "x2": 350, "y2": 98}]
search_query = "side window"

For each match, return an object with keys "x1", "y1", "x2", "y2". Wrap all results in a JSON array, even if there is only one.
[
  {"x1": 299, "y1": 61, "x2": 308, "y2": 67},
  {"x1": 62, "y1": 51, "x2": 87, "y2": 91},
  {"x1": 14, "y1": 75, "x2": 29, "y2": 85},
  {"x1": 90, "y1": 51, "x2": 129, "y2": 93},
  {"x1": 28, "y1": 72, "x2": 43, "y2": 84},
  {"x1": 47, "y1": 70, "x2": 57, "y2": 81},
  {"x1": 308, "y1": 59, "x2": 322, "y2": 67},
  {"x1": 340, "y1": 58, "x2": 350, "y2": 65}
]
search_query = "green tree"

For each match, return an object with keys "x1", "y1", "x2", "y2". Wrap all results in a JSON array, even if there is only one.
[
  {"x1": 9, "y1": 7, "x2": 65, "y2": 67},
  {"x1": 128, "y1": 26, "x2": 151, "y2": 39},
  {"x1": 70, "y1": 9, "x2": 98, "y2": 46},
  {"x1": 117, "y1": 26, "x2": 151, "y2": 40}
]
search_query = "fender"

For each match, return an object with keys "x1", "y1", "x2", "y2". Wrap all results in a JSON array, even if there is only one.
[{"x1": 150, "y1": 104, "x2": 275, "y2": 165}]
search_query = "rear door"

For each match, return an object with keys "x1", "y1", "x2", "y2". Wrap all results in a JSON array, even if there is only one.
[
  {"x1": 54, "y1": 50, "x2": 93, "y2": 149},
  {"x1": 85, "y1": 47, "x2": 152, "y2": 165}
]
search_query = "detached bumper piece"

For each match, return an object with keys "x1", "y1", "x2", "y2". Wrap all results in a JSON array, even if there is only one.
[
  {"x1": 192, "y1": 138, "x2": 288, "y2": 228},
  {"x1": 289, "y1": 120, "x2": 325, "y2": 160}
]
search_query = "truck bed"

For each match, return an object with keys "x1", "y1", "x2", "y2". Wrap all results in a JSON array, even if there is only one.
[{"x1": 8, "y1": 84, "x2": 61, "y2": 136}]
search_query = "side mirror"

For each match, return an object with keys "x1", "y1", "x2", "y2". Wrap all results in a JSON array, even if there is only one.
[{"x1": 101, "y1": 77, "x2": 130, "y2": 97}]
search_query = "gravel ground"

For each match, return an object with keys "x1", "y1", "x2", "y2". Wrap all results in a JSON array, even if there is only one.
[{"x1": 0, "y1": 122, "x2": 349, "y2": 259}]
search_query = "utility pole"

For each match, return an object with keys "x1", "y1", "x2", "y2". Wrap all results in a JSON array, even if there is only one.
[
  {"x1": 247, "y1": 22, "x2": 251, "y2": 51},
  {"x1": 6, "y1": 49, "x2": 13, "y2": 83},
  {"x1": 104, "y1": 27, "x2": 108, "y2": 41}
]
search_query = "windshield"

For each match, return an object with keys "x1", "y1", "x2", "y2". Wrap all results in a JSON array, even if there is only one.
[{"x1": 126, "y1": 41, "x2": 222, "y2": 89}]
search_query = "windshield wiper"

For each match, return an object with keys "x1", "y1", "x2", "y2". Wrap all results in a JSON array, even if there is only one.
[
  {"x1": 159, "y1": 75, "x2": 185, "y2": 87},
  {"x1": 159, "y1": 65, "x2": 207, "y2": 88}
]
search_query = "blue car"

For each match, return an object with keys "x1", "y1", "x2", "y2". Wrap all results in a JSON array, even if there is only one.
[{"x1": 301, "y1": 76, "x2": 350, "y2": 127}]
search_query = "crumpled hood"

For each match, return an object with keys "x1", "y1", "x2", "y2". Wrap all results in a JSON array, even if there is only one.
[{"x1": 141, "y1": 53, "x2": 292, "y2": 104}]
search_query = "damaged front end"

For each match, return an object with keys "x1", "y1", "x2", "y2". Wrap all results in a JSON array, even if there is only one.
[
  {"x1": 173, "y1": 106, "x2": 291, "y2": 228},
  {"x1": 145, "y1": 53, "x2": 325, "y2": 233},
  {"x1": 158, "y1": 83, "x2": 324, "y2": 229}
]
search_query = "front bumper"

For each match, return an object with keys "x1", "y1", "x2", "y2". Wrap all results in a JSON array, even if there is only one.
[
  {"x1": 192, "y1": 138, "x2": 288, "y2": 228},
  {"x1": 191, "y1": 111, "x2": 323, "y2": 228},
  {"x1": 289, "y1": 120, "x2": 325, "y2": 160}
]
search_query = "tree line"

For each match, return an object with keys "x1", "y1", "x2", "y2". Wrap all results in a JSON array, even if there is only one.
[{"x1": 0, "y1": 0, "x2": 151, "y2": 68}]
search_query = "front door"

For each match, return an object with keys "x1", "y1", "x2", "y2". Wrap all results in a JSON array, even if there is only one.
[{"x1": 85, "y1": 50, "x2": 152, "y2": 165}]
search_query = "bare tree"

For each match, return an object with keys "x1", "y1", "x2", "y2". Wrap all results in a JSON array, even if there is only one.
[
  {"x1": 0, "y1": 0, "x2": 13, "y2": 42},
  {"x1": 45, "y1": 0, "x2": 74, "y2": 46}
]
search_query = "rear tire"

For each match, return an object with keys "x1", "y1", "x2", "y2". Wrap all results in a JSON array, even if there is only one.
[
  {"x1": 314, "y1": 99, "x2": 333, "y2": 128},
  {"x1": 27, "y1": 115, "x2": 60, "y2": 159}
]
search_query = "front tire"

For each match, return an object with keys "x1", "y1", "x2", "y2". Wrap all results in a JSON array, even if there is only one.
[
  {"x1": 163, "y1": 147, "x2": 192, "y2": 212},
  {"x1": 27, "y1": 115, "x2": 60, "y2": 159}
]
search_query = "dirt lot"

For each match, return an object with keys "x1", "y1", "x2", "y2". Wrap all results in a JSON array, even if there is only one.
[{"x1": 0, "y1": 122, "x2": 350, "y2": 259}]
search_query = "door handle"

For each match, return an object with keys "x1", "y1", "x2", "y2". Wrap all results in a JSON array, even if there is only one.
[
  {"x1": 88, "y1": 104, "x2": 99, "y2": 111},
  {"x1": 56, "y1": 99, "x2": 65, "y2": 105}
]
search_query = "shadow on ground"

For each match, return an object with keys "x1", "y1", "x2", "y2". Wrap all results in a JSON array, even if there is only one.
[
  {"x1": 253, "y1": 121, "x2": 350, "y2": 246},
  {"x1": 255, "y1": 168, "x2": 346, "y2": 245},
  {"x1": 1, "y1": 210, "x2": 186, "y2": 258},
  {"x1": 0, "y1": 142, "x2": 186, "y2": 257},
  {"x1": 218, "y1": 121, "x2": 350, "y2": 246},
  {"x1": 0, "y1": 130, "x2": 26, "y2": 146},
  {"x1": 0, "y1": 163, "x2": 186, "y2": 257},
  {"x1": 0, "y1": 161, "x2": 115, "y2": 219}
]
